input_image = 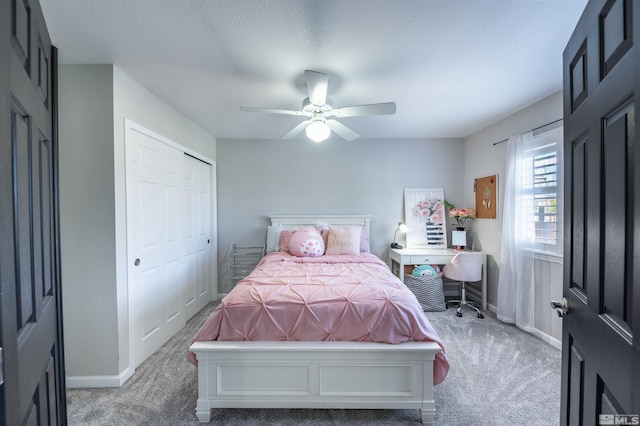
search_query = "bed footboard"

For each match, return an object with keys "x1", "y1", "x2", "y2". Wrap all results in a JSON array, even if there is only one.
[{"x1": 189, "y1": 340, "x2": 440, "y2": 424}]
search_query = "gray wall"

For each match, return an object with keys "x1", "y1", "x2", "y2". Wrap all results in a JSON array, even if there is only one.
[
  {"x1": 464, "y1": 91, "x2": 563, "y2": 344},
  {"x1": 216, "y1": 137, "x2": 465, "y2": 289},
  {"x1": 112, "y1": 66, "x2": 216, "y2": 375},
  {"x1": 59, "y1": 65, "x2": 118, "y2": 376},
  {"x1": 59, "y1": 65, "x2": 217, "y2": 384}
]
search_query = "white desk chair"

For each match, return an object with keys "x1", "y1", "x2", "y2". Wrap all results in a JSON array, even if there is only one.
[{"x1": 443, "y1": 251, "x2": 484, "y2": 318}]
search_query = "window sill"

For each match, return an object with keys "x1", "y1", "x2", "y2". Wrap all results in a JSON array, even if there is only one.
[
  {"x1": 534, "y1": 250, "x2": 563, "y2": 264},
  {"x1": 522, "y1": 248, "x2": 564, "y2": 264}
]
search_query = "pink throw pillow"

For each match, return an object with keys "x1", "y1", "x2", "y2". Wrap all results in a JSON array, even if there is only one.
[
  {"x1": 359, "y1": 225, "x2": 370, "y2": 253},
  {"x1": 325, "y1": 226, "x2": 361, "y2": 255},
  {"x1": 289, "y1": 227, "x2": 325, "y2": 257},
  {"x1": 321, "y1": 225, "x2": 370, "y2": 253},
  {"x1": 280, "y1": 230, "x2": 293, "y2": 252}
]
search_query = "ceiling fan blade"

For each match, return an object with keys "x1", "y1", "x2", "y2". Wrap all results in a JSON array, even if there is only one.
[
  {"x1": 240, "y1": 106, "x2": 303, "y2": 116},
  {"x1": 305, "y1": 70, "x2": 328, "y2": 106},
  {"x1": 326, "y1": 119, "x2": 359, "y2": 142},
  {"x1": 332, "y1": 102, "x2": 397, "y2": 117},
  {"x1": 282, "y1": 120, "x2": 311, "y2": 139}
]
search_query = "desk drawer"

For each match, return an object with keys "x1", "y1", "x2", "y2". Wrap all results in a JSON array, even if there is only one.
[{"x1": 409, "y1": 255, "x2": 451, "y2": 265}]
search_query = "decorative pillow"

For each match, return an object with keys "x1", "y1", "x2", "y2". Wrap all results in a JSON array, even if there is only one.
[
  {"x1": 289, "y1": 227, "x2": 324, "y2": 257},
  {"x1": 320, "y1": 229, "x2": 329, "y2": 250},
  {"x1": 325, "y1": 226, "x2": 361, "y2": 255},
  {"x1": 359, "y1": 224, "x2": 370, "y2": 253},
  {"x1": 266, "y1": 225, "x2": 281, "y2": 253},
  {"x1": 321, "y1": 224, "x2": 370, "y2": 253},
  {"x1": 280, "y1": 230, "x2": 293, "y2": 253}
]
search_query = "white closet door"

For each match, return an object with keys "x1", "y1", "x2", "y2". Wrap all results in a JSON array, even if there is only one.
[
  {"x1": 183, "y1": 154, "x2": 212, "y2": 318},
  {"x1": 127, "y1": 128, "x2": 186, "y2": 368}
]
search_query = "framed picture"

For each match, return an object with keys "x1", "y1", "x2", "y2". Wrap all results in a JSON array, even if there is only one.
[
  {"x1": 404, "y1": 188, "x2": 447, "y2": 248},
  {"x1": 474, "y1": 174, "x2": 498, "y2": 219}
]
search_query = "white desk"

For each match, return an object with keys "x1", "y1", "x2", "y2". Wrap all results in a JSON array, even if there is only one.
[{"x1": 388, "y1": 247, "x2": 487, "y2": 312}]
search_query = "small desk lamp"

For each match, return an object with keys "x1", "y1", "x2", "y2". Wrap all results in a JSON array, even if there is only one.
[{"x1": 390, "y1": 222, "x2": 409, "y2": 249}]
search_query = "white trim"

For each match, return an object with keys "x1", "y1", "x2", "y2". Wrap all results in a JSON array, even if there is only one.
[
  {"x1": 533, "y1": 250, "x2": 563, "y2": 264},
  {"x1": 125, "y1": 119, "x2": 214, "y2": 165},
  {"x1": 269, "y1": 214, "x2": 372, "y2": 242},
  {"x1": 66, "y1": 367, "x2": 134, "y2": 389},
  {"x1": 533, "y1": 328, "x2": 562, "y2": 350},
  {"x1": 487, "y1": 303, "x2": 561, "y2": 349},
  {"x1": 521, "y1": 248, "x2": 564, "y2": 264}
]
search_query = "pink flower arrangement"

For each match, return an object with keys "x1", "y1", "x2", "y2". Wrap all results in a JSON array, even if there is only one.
[
  {"x1": 412, "y1": 198, "x2": 444, "y2": 224},
  {"x1": 449, "y1": 207, "x2": 476, "y2": 228}
]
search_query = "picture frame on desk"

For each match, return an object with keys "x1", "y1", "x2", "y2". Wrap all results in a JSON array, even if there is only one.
[{"x1": 403, "y1": 188, "x2": 447, "y2": 249}]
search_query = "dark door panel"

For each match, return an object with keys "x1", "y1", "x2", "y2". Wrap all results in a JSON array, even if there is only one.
[
  {"x1": 562, "y1": 0, "x2": 639, "y2": 423},
  {"x1": 1, "y1": 0, "x2": 65, "y2": 424}
]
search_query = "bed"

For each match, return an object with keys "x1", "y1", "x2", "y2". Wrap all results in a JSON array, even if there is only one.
[{"x1": 188, "y1": 215, "x2": 449, "y2": 423}]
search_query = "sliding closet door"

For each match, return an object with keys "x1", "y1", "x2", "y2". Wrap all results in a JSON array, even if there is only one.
[
  {"x1": 127, "y1": 128, "x2": 186, "y2": 367},
  {"x1": 183, "y1": 154, "x2": 212, "y2": 319},
  {"x1": 126, "y1": 122, "x2": 215, "y2": 369}
]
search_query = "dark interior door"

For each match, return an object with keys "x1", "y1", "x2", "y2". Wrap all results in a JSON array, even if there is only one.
[
  {"x1": 0, "y1": 0, "x2": 66, "y2": 424},
  {"x1": 562, "y1": 0, "x2": 640, "y2": 423}
]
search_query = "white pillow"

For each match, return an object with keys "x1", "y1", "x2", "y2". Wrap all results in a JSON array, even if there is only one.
[{"x1": 266, "y1": 225, "x2": 281, "y2": 253}]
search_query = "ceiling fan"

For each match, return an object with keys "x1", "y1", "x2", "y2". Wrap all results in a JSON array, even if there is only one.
[{"x1": 240, "y1": 70, "x2": 396, "y2": 142}]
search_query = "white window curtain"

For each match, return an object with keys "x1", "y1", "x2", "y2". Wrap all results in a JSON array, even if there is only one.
[{"x1": 497, "y1": 131, "x2": 537, "y2": 332}]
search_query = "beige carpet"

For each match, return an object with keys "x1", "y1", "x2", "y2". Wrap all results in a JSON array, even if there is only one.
[{"x1": 67, "y1": 302, "x2": 561, "y2": 425}]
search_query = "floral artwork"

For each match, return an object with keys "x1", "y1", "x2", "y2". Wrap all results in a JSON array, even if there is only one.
[
  {"x1": 404, "y1": 188, "x2": 447, "y2": 248},
  {"x1": 412, "y1": 198, "x2": 445, "y2": 224}
]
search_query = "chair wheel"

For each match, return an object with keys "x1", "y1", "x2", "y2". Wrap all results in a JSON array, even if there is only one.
[
  {"x1": 478, "y1": 313, "x2": 484, "y2": 319},
  {"x1": 456, "y1": 312, "x2": 462, "y2": 317}
]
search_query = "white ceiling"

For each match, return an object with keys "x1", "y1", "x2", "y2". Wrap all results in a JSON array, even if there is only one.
[{"x1": 40, "y1": 0, "x2": 587, "y2": 141}]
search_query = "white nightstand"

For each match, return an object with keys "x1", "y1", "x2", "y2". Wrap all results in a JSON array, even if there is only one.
[{"x1": 388, "y1": 247, "x2": 487, "y2": 311}]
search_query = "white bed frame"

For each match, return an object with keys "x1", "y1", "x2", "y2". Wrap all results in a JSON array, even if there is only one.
[{"x1": 189, "y1": 215, "x2": 442, "y2": 423}]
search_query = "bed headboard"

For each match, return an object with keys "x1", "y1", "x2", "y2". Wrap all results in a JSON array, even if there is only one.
[{"x1": 267, "y1": 215, "x2": 372, "y2": 253}]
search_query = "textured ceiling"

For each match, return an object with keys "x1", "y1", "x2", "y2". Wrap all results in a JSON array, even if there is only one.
[{"x1": 40, "y1": 0, "x2": 588, "y2": 140}]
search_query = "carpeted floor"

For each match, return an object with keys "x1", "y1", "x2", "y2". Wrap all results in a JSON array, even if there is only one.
[{"x1": 67, "y1": 302, "x2": 561, "y2": 425}]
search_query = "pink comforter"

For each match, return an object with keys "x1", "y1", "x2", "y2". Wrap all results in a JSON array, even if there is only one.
[{"x1": 188, "y1": 252, "x2": 449, "y2": 384}]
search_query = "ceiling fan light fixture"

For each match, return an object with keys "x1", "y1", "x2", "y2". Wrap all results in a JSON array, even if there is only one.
[
  {"x1": 240, "y1": 70, "x2": 395, "y2": 142},
  {"x1": 305, "y1": 121, "x2": 331, "y2": 142}
]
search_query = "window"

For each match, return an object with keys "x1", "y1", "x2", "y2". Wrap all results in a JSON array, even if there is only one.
[{"x1": 531, "y1": 128, "x2": 563, "y2": 254}]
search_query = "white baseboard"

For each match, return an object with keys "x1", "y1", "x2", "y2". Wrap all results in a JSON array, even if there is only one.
[
  {"x1": 486, "y1": 303, "x2": 562, "y2": 350},
  {"x1": 533, "y1": 328, "x2": 562, "y2": 350},
  {"x1": 66, "y1": 366, "x2": 134, "y2": 388}
]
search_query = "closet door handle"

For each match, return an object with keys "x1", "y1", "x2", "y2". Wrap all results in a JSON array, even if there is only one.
[{"x1": 134, "y1": 258, "x2": 141, "y2": 266}]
